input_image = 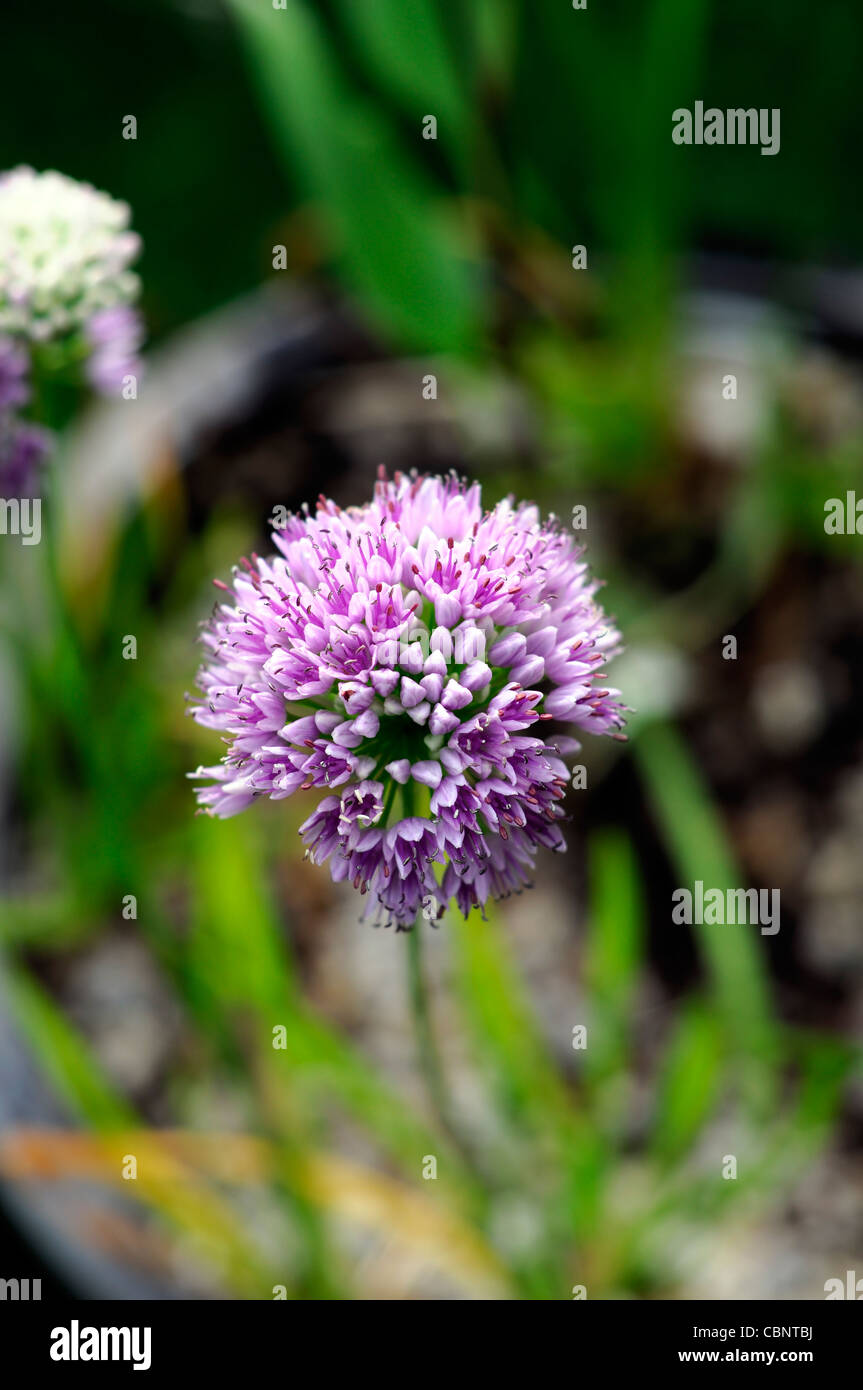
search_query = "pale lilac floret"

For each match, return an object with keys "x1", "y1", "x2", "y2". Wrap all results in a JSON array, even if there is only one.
[
  {"x1": 0, "y1": 336, "x2": 29, "y2": 411},
  {"x1": 85, "y1": 304, "x2": 144, "y2": 396},
  {"x1": 188, "y1": 470, "x2": 626, "y2": 928}
]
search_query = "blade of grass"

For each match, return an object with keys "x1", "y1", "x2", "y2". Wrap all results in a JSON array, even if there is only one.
[
  {"x1": 633, "y1": 720, "x2": 778, "y2": 1115},
  {"x1": 584, "y1": 828, "x2": 645, "y2": 1084},
  {"x1": 450, "y1": 901, "x2": 607, "y2": 1267},
  {"x1": 651, "y1": 998, "x2": 723, "y2": 1166},
  {"x1": 4, "y1": 963, "x2": 137, "y2": 1130},
  {"x1": 2, "y1": 963, "x2": 277, "y2": 1296},
  {"x1": 187, "y1": 816, "x2": 479, "y2": 1206},
  {"x1": 331, "y1": 0, "x2": 464, "y2": 142},
  {"x1": 227, "y1": 0, "x2": 478, "y2": 353}
]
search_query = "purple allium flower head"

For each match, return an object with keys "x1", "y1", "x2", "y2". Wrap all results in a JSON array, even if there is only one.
[
  {"x1": 0, "y1": 335, "x2": 30, "y2": 411},
  {"x1": 189, "y1": 471, "x2": 626, "y2": 929}
]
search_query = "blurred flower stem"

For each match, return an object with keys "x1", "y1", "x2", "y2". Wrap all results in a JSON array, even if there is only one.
[
  {"x1": 406, "y1": 918, "x2": 496, "y2": 1189},
  {"x1": 400, "y1": 775, "x2": 460, "y2": 1157},
  {"x1": 406, "y1": 920, "x2": 453, "y2": 1140}
]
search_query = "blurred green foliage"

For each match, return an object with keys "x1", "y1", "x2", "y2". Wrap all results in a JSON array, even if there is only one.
[{"x1": 3, "y1": 0, "x2": 861, "y2": 340}]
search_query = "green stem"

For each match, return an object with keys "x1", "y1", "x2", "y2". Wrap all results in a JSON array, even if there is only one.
[
  {"x1": 400, "y1": 790, "x2": 483, "y2": 1175},
  {"x1": 406, "y1": 920, "x2": 457, "y2": 1144}
]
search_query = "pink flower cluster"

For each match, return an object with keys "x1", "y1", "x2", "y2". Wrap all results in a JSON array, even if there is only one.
[{"x1": 189, "y1": 471, "x2": 625, "y2": 928}]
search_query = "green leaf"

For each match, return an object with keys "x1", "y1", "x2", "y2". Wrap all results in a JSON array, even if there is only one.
[
  {"x1": 5, "y1": 964, "x2": 136, "y2": 1130},
  {"x1": 332, "y1": 0, "x2": 464, "y2": 139},
  {"x1": 189, "y1": 813, "x2": 296, "y2": 1022},
  {"x1": 4, "y1": 963, "x2": 284, "y2": 1297},
  {"x1": 634, "y1": 721, "x2": 778, "y2": 1114},
  {"x1": 584, "y1": 828, "x2": 645, "y2": 1081},
  {"x1": 651, "y1": 999, "x2": 722, "y2": 1165},
  {"x1": 187, "y1": 816, "x2": 476, "y2": 1200},
  {"x1": 227, "y1": 0, "x2": 478, "y2": 353},
  {"x1": 450, "y1": 902, "x2": 571, "y2": 1123},
  {"x1": 450, "y1": 902, "x2": 606, "y2": 1244}
]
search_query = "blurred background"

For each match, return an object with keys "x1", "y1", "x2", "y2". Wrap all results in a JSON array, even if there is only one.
[{"x1": 0, "y1": 0, "x2": 861, "y2": 1300}]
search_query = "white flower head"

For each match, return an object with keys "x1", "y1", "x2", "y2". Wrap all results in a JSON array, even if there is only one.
[{"x1": 0, "y1": 167, "x2": 141, "y2": 342}]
